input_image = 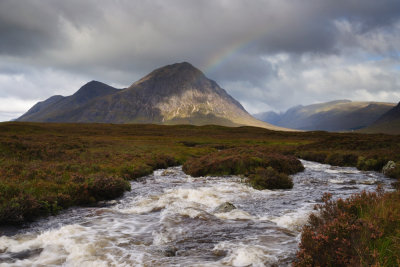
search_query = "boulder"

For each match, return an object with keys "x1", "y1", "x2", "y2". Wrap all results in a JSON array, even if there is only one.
[
  {"x1": 161, "y1": 170, "x2": 175, "y2": 176},
  {"x1": 163, "y1": 246, "x2": 178, "y2": 257},
  {"x1": 382, "y1": 161, "x2": 396, "y2": 175},
  {"x1": 213, "y1": 202, "x2": 236, "y2": 213}
]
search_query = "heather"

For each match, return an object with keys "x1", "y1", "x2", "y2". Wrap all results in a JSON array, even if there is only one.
[
  {"x1": 0, "y1": 122, "x2": 399, "y2": 225},
  {"x1": 294, "y1": 189, "x2": 400, "y2": 266},
  {"x1": 249, "y1": 166, "x2": 294, "y2": 190},
  {"x1": 182, "y1": 147, "x2": 303, "y2": 189}
]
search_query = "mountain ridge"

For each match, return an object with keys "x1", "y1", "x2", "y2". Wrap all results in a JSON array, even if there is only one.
[
  {"x1": 17, "y1": 81, "x2": 119, "y2": 122},
  {"x1": 360, "y1": 102, "x2": 400, "y2": 134},
  {"x1": 17, "y1": 62, "x2": 288, "y2": 131},
  {"x1": 254, "y1": 100, "x2": 395, "y2": 132}
]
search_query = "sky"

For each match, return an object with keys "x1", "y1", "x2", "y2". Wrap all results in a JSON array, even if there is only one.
[{"x1": 1, "y1": 0, "x2": 400, "y2": 121}]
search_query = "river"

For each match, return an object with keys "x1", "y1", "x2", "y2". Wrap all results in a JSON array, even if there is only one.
[{"x1": 0, "y1": 160, "x2": 393, "y2": 267}]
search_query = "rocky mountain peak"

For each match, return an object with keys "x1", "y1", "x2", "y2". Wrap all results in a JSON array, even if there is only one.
[
  {"x1": 71, "y1": 80, "x2": 119, "y2": 105},
  {"x1": 17, "y1": 62, "x2": 287, "y2": 131},
  {"x1": 74, "y1": 80, "x2": 117, "y2": 97},
  {"x1": 147, "y1": 62, "x2": 203, "y2": 78},
  {"x1": 127, "y1": 62, "x2": 213, "y2": 95}
]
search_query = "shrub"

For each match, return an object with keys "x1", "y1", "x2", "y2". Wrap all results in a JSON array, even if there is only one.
[
  {"x1": 183, "y1": 147, "x2": 304, "y2": 177},
  {"x1": 88, "y1": 174, "x2": 131, "y2": 200},
  {"x1": 325, "y1": 153, "x2": 358, "y2": 167},
  {"x1": 294, "y1": 190, "x2": 400, "y2": 267},
  {"x1": 249, "y1": 167, "x2": 293, "y2": 190},
  {"x1": 357, "y1": 156, "x2": 388, "y2": 171},
  {"x1": 120, "y1": 163, "x2": 153, "y2": 180},
  {"x1": 146, "y1": 154, "x2": 177, "y2": 169},
  {"x1": 0, "y1": 194, "x2": 42, "y2": 224},
  {"x1": 385, "y1": 162, "x2": 400, "y2": 180},
  {"x1": 297, "y1": 151, "x2": 327, "y2": 163}
]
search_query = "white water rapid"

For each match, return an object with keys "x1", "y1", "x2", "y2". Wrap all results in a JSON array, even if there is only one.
[{"x1": 0, "y1": 160, "x2": 393, "y2": 266}]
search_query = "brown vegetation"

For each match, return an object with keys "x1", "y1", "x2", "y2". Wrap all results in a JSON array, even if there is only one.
[
  {"x1": 294, "y1": 189, "x2": 400, "y2": 266},
  {"x1": 0, "y1": 122, "x2": 399, "y2": 226},
  {"x1": 182, "y1": 147, "x2": 303, "y2": 189},
  {"x1": 249, "y1": 167, "x2": 294, "y2": 190}
]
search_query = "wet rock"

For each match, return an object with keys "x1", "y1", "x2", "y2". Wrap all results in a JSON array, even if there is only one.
[
  {"x1": 213, "y1": 249, "x2": 227, "y2": 257},
  {"x1": 213, "y1": 202, "x2": 236, "y2": 213},
  {"x1": 0, "y1": 248, "x2": 43, "y2": 263},
  {"x1": 161, "y1": 170, "x2": 175, "y2": 176},
  {"x1": 96, "y1": 200, "x2": 118, "y2": 207},
  {"x1": 164, "y1": 246, "x2": 178, "y2": 257},
  {"x1": 281, "y1": 228, "x2": 296, "y2": 237},
  {"x1": 382, "y1": 161, "x2": 396, "y2": 175}
]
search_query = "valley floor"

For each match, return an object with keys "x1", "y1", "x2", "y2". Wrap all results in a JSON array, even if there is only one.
[{"x1": 0, "y1": 122, "x2": 399, "y2": 265}]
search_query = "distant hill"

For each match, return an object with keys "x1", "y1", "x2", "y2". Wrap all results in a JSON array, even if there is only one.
[
  {"x1": 17, "y1": 62, "x2": 287, "y2": 131},
  {"x1": 254, "y1": 100, "x2": 395, "y2": 132},
  {"x1": 360, "y1": 102, "x2": 400, "y2": 134}
]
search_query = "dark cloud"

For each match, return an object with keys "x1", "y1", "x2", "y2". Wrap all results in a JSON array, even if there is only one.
[{"x1": 0, "y1": 0, "x2": 400, "y2": 121}]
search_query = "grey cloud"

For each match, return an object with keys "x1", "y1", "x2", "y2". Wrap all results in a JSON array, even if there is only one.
[
  {"x1": 0, "y1": 1, "x2": 62, "y2": 55},
  {"x1": 0, "y1": 0, "x2": 400, "y2": 118},
  {"x1": 206, "y1": 54, "x2": 278, "y2": 88}
]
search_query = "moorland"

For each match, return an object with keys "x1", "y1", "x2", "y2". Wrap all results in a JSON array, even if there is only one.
[{"x1": 1, "y1": 122, "x2": 399, "y2": 265}]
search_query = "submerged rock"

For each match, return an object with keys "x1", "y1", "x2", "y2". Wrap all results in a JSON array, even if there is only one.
[
  {"x1": 0, "y1": 248, "x2": 43, "y2": 263},
  {"x1": 163, "y1": 246, "x2": 178, "y2": 257},
  {"x1": 213, "y1": 202, "x2": 236, "y2": 213},
  {"x1": 161, "y1": 170, "x2": 176, "y2": 176},
  {"x1": 382, "y1": 161, "x2": 396, "y2": 175},
  {"x1": 96, "y1": 200, "x2": 118, "y2": 207}
]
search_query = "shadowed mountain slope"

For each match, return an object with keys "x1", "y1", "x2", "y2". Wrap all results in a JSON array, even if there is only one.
[
  {"x1": 17, "y1": 62, "x2": 288, "y2": 130},
  {"x1": 360, "y1": 102, "x2": 400, "y2": 134},
  {"x1": 17, "y1": 81, "x2": 119, "y2": 122},
  {"x1": 254, "y1": 100, "x2": 395, "y2": 132}
]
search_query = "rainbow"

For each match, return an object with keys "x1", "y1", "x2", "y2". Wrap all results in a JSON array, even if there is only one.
[{"x1": 202, "y1": 29, "x2": 268, "y2": 74}]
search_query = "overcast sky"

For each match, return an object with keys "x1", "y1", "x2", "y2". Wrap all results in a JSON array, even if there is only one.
[{"x1": 1, "y1": 0, "x2": 400, "y2": 121}]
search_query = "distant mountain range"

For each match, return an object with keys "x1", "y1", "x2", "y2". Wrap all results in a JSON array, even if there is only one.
[
  {"x1": 254, "y1": 100, "x2": 396, "y2": 132},
  {"x1": 360, "y1": 102, "x2": 400, "y2": 134},
  {"x1": 17, "y1": 62, "x2": 287, "y2": 131}
]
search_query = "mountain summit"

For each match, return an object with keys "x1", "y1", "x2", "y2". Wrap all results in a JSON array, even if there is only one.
[{"x1": 17, "y1": 62, "x2": 286, "y2": 130}]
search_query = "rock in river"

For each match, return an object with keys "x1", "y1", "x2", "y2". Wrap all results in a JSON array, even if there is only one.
[
  {"x1": 213, "y1": 202, "x2": 236, "y2": 213},
  {"x1": 382, "y1": 161, "x2": 396, "y2": 175}
]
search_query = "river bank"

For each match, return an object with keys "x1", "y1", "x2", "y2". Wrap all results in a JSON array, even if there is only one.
[
  {"x1": 1, "y1": 122, "x2": 399, "y2": 225},
  {"x1": 0, "y1": 161, "x2": 393, "y2": 266}
]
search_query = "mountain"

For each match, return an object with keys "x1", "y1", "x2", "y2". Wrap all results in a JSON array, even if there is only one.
[
  {"x1": 254, "y1": 100, "x2": 396, "y2": 132},
  {"x1": 17, "y1": 62, "x2": 286, "y2": 130},
  {"x1": 360, "y1": 102, "x2": 400, "y2": 134},
  {"x1": 18, "y1": 81, "x2": 119, "y2": 122},
  {"x1": 254, "y1": 111, "x2": 281, "y2": 125},
  {"x1": 19, "y1": 95, "x2": 65, "y2": 120}
]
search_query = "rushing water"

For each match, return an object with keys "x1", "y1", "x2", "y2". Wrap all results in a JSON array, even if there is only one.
[{"x1": 0, "y1": 160, "x2": 393, "y2": 267}]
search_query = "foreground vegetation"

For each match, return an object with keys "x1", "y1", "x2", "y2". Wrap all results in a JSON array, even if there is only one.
[
  {"x1": 295, "y1": 189, "x2": 400, "y2": 266},
  {"x1": 183, "y1": 147, "x2": 304, "y2": 189},
  {"x1": 0, "y1": 122, "x2": 399, "y2": 265},
  {"x1": 0, "y1": 122, "x2": 399, "y2": 223}
]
